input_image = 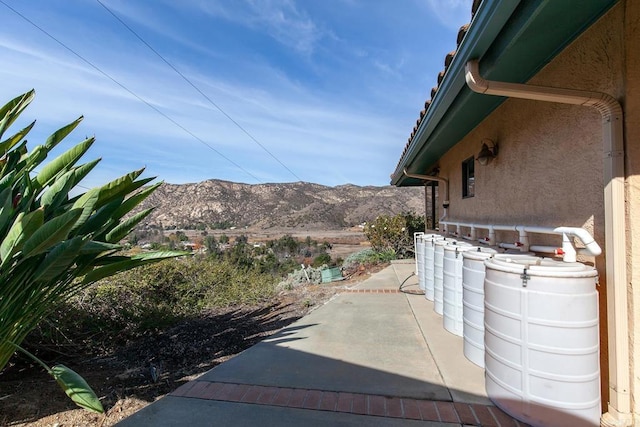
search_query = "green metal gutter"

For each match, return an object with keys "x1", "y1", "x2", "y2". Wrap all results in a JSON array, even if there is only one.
[{"x1": 392, "y1": 0, "x2": 620, "y2": 187}]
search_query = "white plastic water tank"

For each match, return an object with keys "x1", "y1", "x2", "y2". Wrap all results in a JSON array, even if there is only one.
[
  {"x1": 460, "y1": 250, "x2": 535, "y2": 366},
  {"x1": 442, "y1": 242, "x2": 475, "y2": 336},
  {"x1": 461, "y1": 247, "x2": 498, "y2": 366},
  {"x1": 433, "y1": 238, "x2": 455, "y2": 315},
  {"x1": 416, "y1": 234, "x2": 426, "y2": 291},
  {"x1": 423, "y1": 234, "x2": 443, "y2": 301},
  {"x1": 484, "y1": 256, "x2": 600, "y2": 427}
]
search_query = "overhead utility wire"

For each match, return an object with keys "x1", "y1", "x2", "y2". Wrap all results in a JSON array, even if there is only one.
[
  {"x1": 96, "y1": 0, "x2": 303, "y2": 182},
  {"x1": 0, "y1": 0, "x2": 261, "y2": 183}
]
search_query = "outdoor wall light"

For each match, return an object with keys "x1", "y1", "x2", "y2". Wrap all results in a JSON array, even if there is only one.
[{"x1": 477, "y1": 139, "x2": 498, "y2": 165}]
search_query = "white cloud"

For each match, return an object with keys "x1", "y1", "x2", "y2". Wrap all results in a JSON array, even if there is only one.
[
  {"x1": 424, "y1": 0, "x2": 473, "y2": 31},
  {"x1": 0, "y1": 0, "x2": 460, "y2": 187},
  {"x1": 185, "y1": 0, "x2": 324, "y2": 55}
]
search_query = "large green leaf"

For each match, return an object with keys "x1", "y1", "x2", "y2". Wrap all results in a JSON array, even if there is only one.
[
  {"x1": 22, "y1": 209, "x2": 82, "y2": 258},
  {"x1": 0, "y1": 90, "x2": 34, "y2": 142},
  {"x1": 69, "y1": 159, "x2": 100, "y2": 190},
  {"x1": 105, "y1": 208, "x2": 154, "y2": 243},
  {"x1": 78, "y1": 240, "x2": 121, "y2": 255},
  {"x1": 93, "y1": 169, "x2": 152, "y2": 209},
  {"x1": 88, "y1": 255, "x2": 130, "y2": 266},
  {"x1": 51, "y1": 159, "x2": 101, "y2": 211},
  {"x1": 0, "y1": 187, "x2": 13, "y2": 233},
  {"x1": 69, "y1": 188, "x2": 100, "y2": 234},
  {"x1": 75, "y1": 197, "x2": 123, "y2": 237},
  {"x1": 40, "y1": 169, "x2": 75, "y2": 211},
  {"x1": 111, "y1": 182, "x2": 161, "y2": 221},
  {"x1": 0, "y1": 120, "x2": 35, "y2": 155},
  {"x1": 35, "y1": 138, "x2": 95, "y2": 188},
  {"x1": 0, "y1": 170, "x2": 15, "y2": 189},
  {"x1": 44, "y1": 116, "x2": 83, "y2": 151},
  {"x1": 24, "y1": 144, "x2": 47, "y2": 173},
  {"x1": 0, "y1": 208, "x2": 44, "y2": 265},
  {"x1": 50, "y1": 364, "x2": 104, "y2": 413},
  {"x1": 81, "y1": 251, "x2": 188, "y2": 284},
  {"x1": 0, "y1": 142, "x2": 26, "y2": 179},
  {"x1": 32, "y1": 237, "x2": 85, "y2": 283}
]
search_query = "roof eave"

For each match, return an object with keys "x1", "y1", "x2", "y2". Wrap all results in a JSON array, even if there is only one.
[
  {"x1": 391, "y1": 0, "x2": 520, "y2": 186},
  {"x1": 391, "y1": 0, "x2": 620, "y2": 187}
]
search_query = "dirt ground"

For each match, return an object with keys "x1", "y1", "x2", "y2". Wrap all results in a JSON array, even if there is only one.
[{"x1": 0, "y1": 264, "x2": 386, "y2": 427}]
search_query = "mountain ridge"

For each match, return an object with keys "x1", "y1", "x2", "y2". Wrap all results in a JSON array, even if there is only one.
[{"x1": 138, "y1": 179, "x2": 427, "y2": 230}]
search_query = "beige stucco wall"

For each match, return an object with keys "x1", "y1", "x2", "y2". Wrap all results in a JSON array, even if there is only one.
[
  {"x1": 433, "y1": 2, "x2": 636, "y2": 415},
  {"x1": 624, "y1": 0, "x2": 640, "y2": 423}
]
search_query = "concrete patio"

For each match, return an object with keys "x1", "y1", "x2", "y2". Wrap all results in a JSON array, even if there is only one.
[{"x1": 117, "y1": 260, "x2": 524, "y2": 426}]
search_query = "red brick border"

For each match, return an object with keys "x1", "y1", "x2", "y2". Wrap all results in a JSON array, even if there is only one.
[{"x1": 171, "y1": 380, "x2": 528, "y2": 426}]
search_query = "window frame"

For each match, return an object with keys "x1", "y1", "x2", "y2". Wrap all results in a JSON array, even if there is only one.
[{"x1": 462, "y1": 156, "x2": 475, "y2": 199}]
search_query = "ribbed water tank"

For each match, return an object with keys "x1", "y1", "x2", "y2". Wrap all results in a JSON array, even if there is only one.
[
  {"x1": 433, "y1": 238, "x2": 455, "y2": 315},
  {"x1": 461, "y1": 247, "x2": 498, "y2": 367},
  {"x1": 460, "y1": 250, "x2": 534, "y2": 366},
  {"x1": 484, "y1": 256, "x2": 600, "y2": 427},
  {"x1": 423, "y1": 234, "x2": 443, "y2": 301},
  {"x1": 416, "y1": 234, "x2": 426, "y2": 292},
  {"x1": 442, "y1": 242, "x2": 475, "y2": 336}
]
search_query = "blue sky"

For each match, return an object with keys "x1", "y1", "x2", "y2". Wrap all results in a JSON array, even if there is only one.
[{"x1": 0, "y1": 0, "x2": 472, "y2": 187}]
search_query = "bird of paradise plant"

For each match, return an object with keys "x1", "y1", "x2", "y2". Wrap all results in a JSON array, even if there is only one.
[{"x1": 0, "y1": 90, "x2": 186, "y2": 413}]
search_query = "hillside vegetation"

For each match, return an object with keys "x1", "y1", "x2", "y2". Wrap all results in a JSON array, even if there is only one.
[{"x1": 137, "y1": 180, "x2": 426, "y2": 230}]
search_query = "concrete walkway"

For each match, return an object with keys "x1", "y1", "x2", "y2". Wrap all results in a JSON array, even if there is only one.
[{"x1": 117, "y1": 261, "x2": 525, "y2": 426}]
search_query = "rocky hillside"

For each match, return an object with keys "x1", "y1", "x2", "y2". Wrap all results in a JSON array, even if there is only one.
[{"x1": 138, "y1": 180, "x2": 427, "y2": 230}]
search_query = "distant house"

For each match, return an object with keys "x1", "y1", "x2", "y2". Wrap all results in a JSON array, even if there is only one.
[{"x1": 391, "y1": 0, "x2": 638, "y2": 425}]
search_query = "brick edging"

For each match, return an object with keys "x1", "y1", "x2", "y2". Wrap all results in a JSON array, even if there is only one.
[{"x1": 171, "y1": 381, "x2": 525, "y2": 426}]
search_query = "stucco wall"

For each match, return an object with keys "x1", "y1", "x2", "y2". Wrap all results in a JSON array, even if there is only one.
[
  {"x1": 435, "y1": 2, "x2": 630, "y2": 413},
  {"x1": 439, "y1": 4, "x2": 625, "y2": 252},
  {"x1": 624, "y1": 0, "x2": 640, "y2": 422}
]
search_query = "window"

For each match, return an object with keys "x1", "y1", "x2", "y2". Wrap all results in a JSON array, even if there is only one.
[{"x1": 462, "y1": 156, "x2": 475, "y2": 198}]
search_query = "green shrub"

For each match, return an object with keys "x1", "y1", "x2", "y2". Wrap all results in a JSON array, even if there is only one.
[
  {"x1": 363, "y1": 212, "x2": 424, "y2": 258},
  {"x1": 277, "y1": 265, "x2": 323, "y2": 290},
  {"x1": 312, "y1": 252, "x2": 332, "y2": 267},
  {"x1": 343, "y1": 248, "x2": 396, "y2": 269},
  {"x1": 73, "y1": 257, "x2": 277, "y2": 337}
]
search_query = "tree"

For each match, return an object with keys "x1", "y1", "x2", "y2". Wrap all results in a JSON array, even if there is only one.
[
  {"x1": 312, "y1": 252, "x2": 332, "y2": 267},
  {"x1": 363, "y1": 212, "x2": 425, "y2": 258},
  {"x1": 0, "y1": 91, "x2": 185, "y2": 413},
  {"x1": 203, "y1": 235, "x2": 219, "y2": 255}
]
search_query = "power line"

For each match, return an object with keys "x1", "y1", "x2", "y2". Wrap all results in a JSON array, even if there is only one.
[
  {"x1": 0, "y1": 0, "x2": 262, "y2": 183},
  {"x1": 95, "y1": 0, "x2": 303, "y2": 182}
]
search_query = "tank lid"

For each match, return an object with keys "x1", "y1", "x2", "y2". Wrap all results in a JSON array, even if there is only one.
[
  {"x1": 423, "y1": 233, "x2": 443, "y2": 239},
  {"x1": 462, "y1": 247, "x2": 498, "y2": 260},
  {"x1": 444, "y1": 241, "x2": 475, "y2": 252},
  {"x1": 420, "y1": 233, "x2": 443, "y2": 242},
  {"x1": 435, "y1": 238, "x2": 456, "y2": 246}
]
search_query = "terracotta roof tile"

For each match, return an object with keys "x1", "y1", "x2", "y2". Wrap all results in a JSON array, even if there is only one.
[
  {"x1": 445, "y1": 51, "x2": 456, "y2": 68},
  {"x1": 457, "y1": 24, "x2": 470, "y2": 45},
  {"x1": 471, "y1": 0, "x2": 482, "y2": 17},
  {"x1": 394, "y1": 0, "x2": 481, "y2": 179}
]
